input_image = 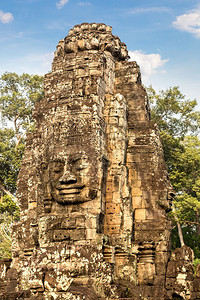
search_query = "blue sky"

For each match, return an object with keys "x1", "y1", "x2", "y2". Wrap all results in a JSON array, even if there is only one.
[{"x1": 0, "y1": 0, "x2": 200, "y2": 103}]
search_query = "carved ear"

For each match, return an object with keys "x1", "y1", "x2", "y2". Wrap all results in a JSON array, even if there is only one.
[{"x1": 88, "y1": 189, "x2": 97, "y2": 200}]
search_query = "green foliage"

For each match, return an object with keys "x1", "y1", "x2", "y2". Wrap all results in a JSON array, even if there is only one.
[
  {"x1": 147, "y1": 86, "x2": 200, "y2": 138},
  {"x1": 0, "y1": 72, "x2": 44, "y2": 258},
  {"x1": 0, "y1": 230, "x2": 12, "y2": 258},
  {"x1": 171, "y1": 226, "x2": 200, "y2": 258},
  {"x1": 147, "y1": 86, "x2": 200, "y2": 258},
  {"x1": 194, "y1": 258, "x2": 200, "y2": 268},
  {"x1": 0, "y1": 195, "x2": 20, "y2": 220},
  {"x1": 0, "y1": 196, "x2": 20, "y2": 259},
  {"x1": 0, "y1": 72, "x2": 44, "y2": 121},
  {"x1": 193, "y1": 258, "x2": 200, "y2": 276},
  {"x1": 0, "y1": 128, "x2": 24, "y2": 193},
  {"x1": 0, "y1": 72, "x2": 44, "y2": 142},
  {"x1": 0, "y1": 72, "x2": 44, "y2": 193}
]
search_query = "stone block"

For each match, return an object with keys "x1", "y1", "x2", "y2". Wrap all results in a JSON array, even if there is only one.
[
  {"x1": 131, "y1": 187, "x2": 142, "y2": 196},
  {"x1": 134, "y1": 221, "x2": 168, "y2": 232},
  {"x1": 153, "y1": 275, "x2": 166, "y2": 286},
  {"x1": 106, "y1": 183, "x2": 114, "y2": 193},
  {"x1": 61, "y1": 218, "x2": 76, "y2": 228},
  {"x1": 165, "y1": 277, "x2": 175, "y2": 290},
  {"x1": 132, "y1": 196, "x2": 142, "y2": 208},
  {"x1": 134, "y1": 229, "x2": 162, "y2": 241},
  {"x1": 70, "y1": 228, "x2": 86, "y2": 240},
  {"x1": 75, "y1": 216, "x2": 86, "y2": 227},
  {"x1": 86, "y1": 228, "x2": 97, "y2": 240},
  {"x1": 106, "y1": 202, "x2": 121, "y2": 214},
  {"x1": 105, "y1": 214, "x2": 121, "y2": 225},
  {"x1": 53, "y1": 229, "x2": 70, "y2": 241},
  {"x1": 106, "y1": 192, "x2": 113, "y2": 201},
  {"x1": 104, "y1": 224, "x2": 121, "y2": 235},
  {"x1": 135, "y1": 209, "x2": 146, "y2": 220},
  {"x1": 90, "y1": 68, "x2": 101, "y2": 76},
  {"x1": 127, "y1": 152, "x2": 135, "y2": 163},
  {"x1": 155, "y1": 261, "x2": 168, "y2": 276},
  {"x1": 137, "y1": 262, "x2": 155, "y2": 285},
  {"x1": 128, "y1": 168, "x2": 138, "y2": 180},
  {"x1": 85, "y1": 217, "x2": 97, "y2": 229},
  {"x1": 28, "y1": 201, "x2": 37, "y2": 210},
  {"x1": 131, "y1": 180, "x2": 141, "y2": 188},
  {"x1": 112, "y1": 192, "x2": 121, "y2": 203}
]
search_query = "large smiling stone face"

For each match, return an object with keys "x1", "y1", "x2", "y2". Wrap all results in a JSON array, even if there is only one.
[
  {"x1": 41, "y1": 147, "x2": 100, "y2": 208},
  {"x1": 49, "y1": 152, "x2": 98, "y2": 204}
]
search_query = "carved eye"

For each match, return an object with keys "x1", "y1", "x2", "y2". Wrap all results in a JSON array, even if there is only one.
[
  {"x1": 70, "y1": 155, "x2": 88, "y2": 171},
  {"x1": 53, "y1": 167, "x2": 62, "y2": 173},
  {"x1": 76, "y1": 164, "x2": 85, "y2": 171},
  {"x1": 71, "y1": 157, "x2": 80, "y2": 163},
  {"x1": 70, "y1": 157, "x2": 81, "y2": 166},
  {"x1": 52, "y1": 160, "x2": 64, "y2": 173},
  {"x1": 75, "y1": 159, "x2": 88, "y2": 171}
]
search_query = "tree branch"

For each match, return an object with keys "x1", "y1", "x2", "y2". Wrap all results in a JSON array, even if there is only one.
[
  {"x1": 14, "y1": 114, "x2": 20, "y2": 133},
  {"x1": 0, "y1": 225, "x2": 12, "y2": 242},
  {"x1": 181, "y1": 220, "x2": 200, "y2": 226},
  {"x1": 0, "y1": 184, "x2": 18, "y2": 204},
  {"x1": 172, "y1": 203, "x2": 185, "y2": 247}
]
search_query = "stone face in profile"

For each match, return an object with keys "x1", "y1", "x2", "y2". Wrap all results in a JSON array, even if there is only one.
[{"x1": 2, "y1": 23, "x2": 193, "y2": 300}]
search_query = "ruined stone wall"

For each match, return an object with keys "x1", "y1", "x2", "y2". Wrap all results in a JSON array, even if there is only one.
[{"x1": 1, "y1": 23, "x2": 199, "y2": 300}]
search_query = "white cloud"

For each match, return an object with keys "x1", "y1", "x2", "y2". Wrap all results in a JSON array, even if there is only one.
[
  {"x1": 173, "y1": 9, "x2": 200, "y2": 38},
  {"x1": 0, "y1": 10, "x2": 14, "y2": 24},
  {"x1": 42, "y1": 52, "x2": 54, "y2": 68},
  {"x1": 26, "y1": 52, "x2": 54, "y2": 69},
  {"x1": 129, "y1": 50, "x2": 168, "y2": 82},
  {"x1": 0, "y1": 52, "x2": 54, "y2": 76},
  {"x1": 56, "y1": 0, "x2": 69, "y2": 9},
  {"x1": 78, "y1": 2, "x2": 92, "y2": 6},
  {"x1": 129, "y1": 7, "x2": 170, "y2": 14}
]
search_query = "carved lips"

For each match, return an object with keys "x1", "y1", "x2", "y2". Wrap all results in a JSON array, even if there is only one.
[{"x1": 56, "y1": 184, "x2": 85, "y2": 203}]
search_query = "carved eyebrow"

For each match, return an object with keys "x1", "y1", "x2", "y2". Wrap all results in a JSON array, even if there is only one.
[
  {"x1": 52, "y1": 159, "x2": 65, "y2": 165},
  {"x1": 70, "y1": 156, "x2": 81, "y2": 162}
]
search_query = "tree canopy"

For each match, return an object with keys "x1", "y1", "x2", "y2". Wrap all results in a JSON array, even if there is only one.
[
  {"x1": 147, "y1": 86, "x2": 200, "y2": 258},
  {"x1": 0, "y1": 72, "x2": 44, "y2": 146},
  {"x1": 147, "y1": 86, "x2": 200, "y2": 138},
  {"x1": 0, "y1": 72, "x2": 44, "y2": 258},
  {"x1": 0, "y1": 72, "x2": 44, "y2": 195}
]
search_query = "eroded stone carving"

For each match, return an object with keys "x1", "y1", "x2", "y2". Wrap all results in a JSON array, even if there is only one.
[
  {"x1": 1, "y1": 23, "x2": 199, "y2": 300},
  {"x1": 41, "y1": 150, "x2": 99, "y2": 205}
]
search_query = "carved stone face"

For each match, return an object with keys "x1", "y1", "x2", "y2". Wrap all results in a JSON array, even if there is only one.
[{"x1": 46, "y1": 151, "x2": 99, "y2": 205}]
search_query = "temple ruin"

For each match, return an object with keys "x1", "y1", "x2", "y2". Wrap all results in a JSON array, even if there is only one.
[{"x1": 0, "y1": 23, "x2": 200, "y2": 300}]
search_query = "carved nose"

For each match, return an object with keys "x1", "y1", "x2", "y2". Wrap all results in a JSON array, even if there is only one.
[{"x1": 59, "y1": 172, "x2": 77, "y2": 184}]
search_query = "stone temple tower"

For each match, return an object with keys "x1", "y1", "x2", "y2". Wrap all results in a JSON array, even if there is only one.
[{"x1": 0, "y1": 23, "x2": 175, "y2": 299}]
